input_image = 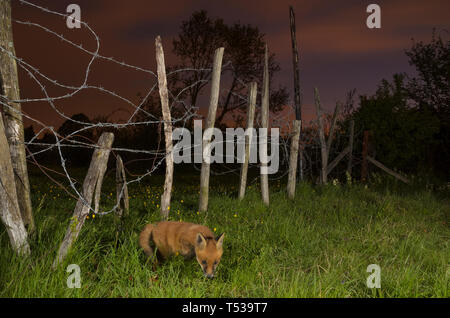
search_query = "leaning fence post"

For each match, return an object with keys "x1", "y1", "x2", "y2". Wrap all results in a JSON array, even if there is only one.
[
  {"x1": 326, "y1": 146, "x2": 350, "y2": 175},
  {"x1": 53, "y1": 132, "x2": 114, "y2": 268},
  {"x1": 260, "y1": 44, "x2": 270, "y2": 206},
  {"x1": 238, "y1": 82, "x2": 257, "y2": 200},
  {"x1": 0, "y1": 1, "x2": 34, "y2": 233},
  {"x1": 367, "y1": 156, "x2": 410, "y2": 184},
  {"x1": 199, "y1": 47, "x2": 224, "y2": 212},
  {"x1": 0, "y1": 111, "x2": 30, "y2": 256},
  {"x1": 155, "y1": 36, "x2": 174, "y2": 220}
]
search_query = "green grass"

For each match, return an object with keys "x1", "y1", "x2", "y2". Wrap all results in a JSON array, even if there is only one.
[{"x1": 0, "y1": 170, "x2": 449, "y2": 298}]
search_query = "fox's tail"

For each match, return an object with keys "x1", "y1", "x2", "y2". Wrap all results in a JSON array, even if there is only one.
[{"x1": 139, "y1": 223, "x2": 155, "y2": 258}]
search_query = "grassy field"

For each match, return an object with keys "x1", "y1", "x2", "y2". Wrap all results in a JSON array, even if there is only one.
[{"x1": 0, "y1": 168, "x2": 449, "y2": 298}]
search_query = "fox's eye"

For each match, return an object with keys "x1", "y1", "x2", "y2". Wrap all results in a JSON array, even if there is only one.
[
  {"x1": 213, "y1": 261, "x2": 218, "y2": 266},
  {"x1": 201, "y1": 260, "x2": 207, "y2": 265}
]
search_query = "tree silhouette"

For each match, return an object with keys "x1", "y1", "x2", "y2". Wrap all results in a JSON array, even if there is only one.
[
  {"x1": 406, "y1": 30, "x2": 450, "y2": 176},
  {"x1": 406, "y1": 30, "x2": 450, "y2": 117},
  {"x1": 172, "y1": 10, "x2": 288, "y2": 127}
]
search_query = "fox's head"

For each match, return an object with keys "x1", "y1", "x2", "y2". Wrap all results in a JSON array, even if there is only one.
[{"x1": 195, "y1": 232, "x2": 225, "y2": 279}]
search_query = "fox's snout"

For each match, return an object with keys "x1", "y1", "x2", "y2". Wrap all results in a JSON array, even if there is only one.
[
  {"x1": 201, "y1": 265, "x2": 217, "y2": 279},
  {"x1": 198, "y1": 260, "x2": 219, "y2": 279},
  {"x1": 203, "y1": 270, "x2": 215, "y2": 279}
]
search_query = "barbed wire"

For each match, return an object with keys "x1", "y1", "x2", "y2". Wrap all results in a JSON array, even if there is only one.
[{"x1": 1, "y1": 0, "x2": 359, "y2": 218}]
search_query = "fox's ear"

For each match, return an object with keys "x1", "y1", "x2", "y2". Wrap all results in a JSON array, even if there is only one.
[
  {"x1": 196, "y1": 233, "x2": 207, "y2": 250},
  {"x1": 215, "y1": 233, "x2": 225, "y2": 249}
]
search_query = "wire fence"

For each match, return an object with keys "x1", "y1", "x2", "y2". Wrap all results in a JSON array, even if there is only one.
[{"x1": 0, "y1": 0, "x2": 360, "y2": 218}]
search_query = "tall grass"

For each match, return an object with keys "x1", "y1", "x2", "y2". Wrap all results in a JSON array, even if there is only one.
[{"x1": 0, "y1": 171, "x2": 448, "y2": 298}]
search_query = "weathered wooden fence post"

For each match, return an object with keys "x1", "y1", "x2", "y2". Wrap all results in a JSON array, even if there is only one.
[
  {"x1": 199, "y1": 47, "x2": 224, "y2": 212},
  {"x1": 314, "y1": 88, "x2": 347, "y2": 184},
  {"x1": 53, "y1": 132, "x2": 114, "y2": 268},
  {"x1": 260, "y1": 44, "x2": 270, "y2": 206},
  {"x1": 314, "y1": 88, "x2": 328, "y2": 185},
  {"x1": 115, "y1": 154, "x2": 129, "y2": 218},
  {"x1": 155, "y1": 36, "x2": 174, "y2": 220},
  {"x1": 238, "y1": 82, "x2": 257, "y2": 200},
  {"x1": 289, "y1": 6, "x2": 303, "y2": 183},
  {"x1": 93, "y1": 148, "x2": 109, "y2": 215},
  {"x1": 0, "y1": 0, "x2": 34, "y2": 232},
  {"x1": 0, "y1": 111, "x2": 30, "y2": 256},
  {"x1": 287, "y1": 119, "x2": 301, "y2": 199}
]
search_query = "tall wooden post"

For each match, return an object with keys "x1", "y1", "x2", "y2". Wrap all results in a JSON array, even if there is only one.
[
  {"x1": 53, "y1": 132, "x2": 114, "y2": 267},
  {"x1": 260, "y1": 44, "x2": 270, "y2": 206},
  {"x1": 199, "y1": 47, "x2": 224, "y2": 212},
  {"x1": 0, "y1": 111, "x2": 30, "y2": 256},
  {"x1": 238, "y1": 82, "x2": 257, "y2": 200},
  {"x1": 289, "y1": 6, "x2": 303, "y2": 182},
  {"x1": 0, "y1": 0, "x2": 34, "y2": 232},
  {"x1": 155, "y1": 36, "x2": 174, "y2": 220},
  {"x1": 287, "y1": 119, "x2": 301, "y2": 199}
]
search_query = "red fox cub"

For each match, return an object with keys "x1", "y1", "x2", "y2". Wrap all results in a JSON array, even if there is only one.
[{"x1": 139, "y1": 221, "x2": 225, "y2": 278}]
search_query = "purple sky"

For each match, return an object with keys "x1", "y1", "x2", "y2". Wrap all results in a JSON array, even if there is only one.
[{"x1": 9, "y1": 0, "x2": 450, "y2": 130}]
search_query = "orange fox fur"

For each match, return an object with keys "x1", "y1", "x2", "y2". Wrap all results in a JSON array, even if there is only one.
[{"x1": 139, "y1": 221, "x2": 224, "y2": 278}]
